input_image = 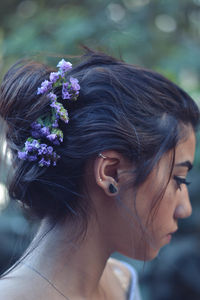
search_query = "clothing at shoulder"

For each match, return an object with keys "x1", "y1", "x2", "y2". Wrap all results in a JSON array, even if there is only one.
[{"x1": 108, "y1": 258, "x2": 142, "y2": 300}]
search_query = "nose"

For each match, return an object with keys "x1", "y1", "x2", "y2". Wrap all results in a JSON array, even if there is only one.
[{"x1": 174, "y1": 188, "x2": 192, "y2": 219}]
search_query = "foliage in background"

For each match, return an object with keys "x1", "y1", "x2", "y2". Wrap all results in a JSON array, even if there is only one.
[{"x1": 1, "y1": 0, "x2": 200, "y2": 93}]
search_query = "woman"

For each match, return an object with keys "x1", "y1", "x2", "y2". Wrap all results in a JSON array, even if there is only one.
[{"x1": 0, "y1": 49, "x2": 199, "y2": 300}]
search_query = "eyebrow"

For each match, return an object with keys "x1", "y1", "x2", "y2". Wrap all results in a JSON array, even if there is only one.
[{"x1": 175, "y1": 160, "x2": 193, "y2": 171}]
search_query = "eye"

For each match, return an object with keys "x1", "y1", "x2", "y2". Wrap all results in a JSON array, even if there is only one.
[{"x1": 174, "y1": 175, "x2": 191, "y2": 190}]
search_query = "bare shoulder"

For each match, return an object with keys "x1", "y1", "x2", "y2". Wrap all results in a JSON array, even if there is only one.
[
  {"x1": 0, "y1": 277, "x2": 26, "y2": 300},
  {"x1": 0, "y1": 269, "x2": 39, "y2": 300},
  {"x1": 0, "y1": 268, "x2": 54, "y2": 300}
]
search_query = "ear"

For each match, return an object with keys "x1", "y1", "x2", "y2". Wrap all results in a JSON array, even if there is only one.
[{"x1": 94, "y1": 150, "x2": 131, "y2": 196}]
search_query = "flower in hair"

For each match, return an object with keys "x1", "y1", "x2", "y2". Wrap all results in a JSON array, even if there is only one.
[
  {"x1": 70, "y1": 77, "x2": 80, "y2": 93},
  {"x1": 49, "y1": 72, "x2": 60, "y2": 83},
  {"x1": 18, "y1": 59, "x2": 80, "y2": 167},
  {"x1": 37, "y1": 80, "x2": 52, "y2": 95},
  {"x1": 57, "y1": 59, "x2": 72, "y2": 75}
]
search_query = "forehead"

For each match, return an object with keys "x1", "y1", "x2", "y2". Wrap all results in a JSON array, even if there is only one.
[
  {"x1": 154, "y1": 126, "x2": 196, "y2": 175},
  {"x1": 175, "y1": 127, "x2": 196, "y2": 164}
]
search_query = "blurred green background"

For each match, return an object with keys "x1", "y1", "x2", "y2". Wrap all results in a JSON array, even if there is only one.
[{"x1": 0, "y1": 0, "x2": 200, "y2": 299}]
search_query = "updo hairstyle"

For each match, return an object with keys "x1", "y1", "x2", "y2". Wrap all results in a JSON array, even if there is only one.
[{"x1": 0, "y1": 49, "x2": 199, "y2": 229}]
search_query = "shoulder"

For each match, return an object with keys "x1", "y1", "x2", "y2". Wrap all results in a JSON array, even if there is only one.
[
  {"x1": 0, "y1": 268, "x2": 40, "y2": 300},
  {"x1": 107, "y1": 257, "x2": 141, "y2": 300},
  {"x1": 0, "y1": 277, "x2": 26, "y2": 300}
]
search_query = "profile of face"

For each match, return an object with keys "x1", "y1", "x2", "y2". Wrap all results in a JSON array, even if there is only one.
[
  {"x1": 124, "y1": 126, "x2": 196, "y2": 260},
  {"x1": 135, "y1": 127, "x2": 196, "y2": 260},
  {"x1": 95, "y1": 126, "x2": 196, "y2": 261}
]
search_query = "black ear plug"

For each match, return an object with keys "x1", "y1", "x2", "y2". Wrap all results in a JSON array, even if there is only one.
[{"x1": 108, "y1": 183, "x2": 118, "y2": 194}]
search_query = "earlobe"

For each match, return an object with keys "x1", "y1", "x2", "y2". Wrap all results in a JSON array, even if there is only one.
[
  {"x1": 97, "y1": 179, "x2": 118, "y2": 196},
  {"x1": 97, "y1": 173, "x2": 119, "y2": 197},
  {"x1": 95, "y1": 151, "x2": 120, "y2": 196},
  {"x1": 108, "y1": 183, "x2": 118, "y2": 194}
]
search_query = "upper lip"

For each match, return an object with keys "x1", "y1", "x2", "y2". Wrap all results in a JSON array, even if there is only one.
[{"x1": 168, "y1": 228, "x2": 178, "y2": 235}]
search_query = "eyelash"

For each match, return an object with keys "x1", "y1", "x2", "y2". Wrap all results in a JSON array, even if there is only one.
[{"x1": 174, "y1": 176, "x2": 191, "y2": 190}]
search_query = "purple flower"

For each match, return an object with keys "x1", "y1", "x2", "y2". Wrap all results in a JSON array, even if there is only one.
[
  {"x1": 50, "y1": 101, "x2": 61, "y2": 113},
  {"x1": 53, "y1": 130, "x2": 63, "y2": 143},
  {"x1": 38, "y1": 144, "x2": 54, "y2": 156},
  {"x1": 57, "y1": 59, "x2": 72, "y2": 76},
  {"x1": 58, "y1": 108, "x2": 69, "y2": 123},
  {"x1": 31, "y1": 130, "x2": 41, "y2": 139},
  {"x1": 47, "y1": 146, "x2": 53, "y2": 154},
  {"x1": 47, "y1": 133, "x2": 60, "y2": 145},
  {"x1": 18, "y1": 59, "x2": 80, "y2": 168},
  {"x1": 62, "y1": 90, "x2": 71, "y2": 100},
  {"x1": 25, "y1": 140, "x2": 39, "y2": 152},
  {"x1": 49, "y1": 72, "x2": 60, "y2": 83},
  {"x1": 18, "y1": 151, "x2": 27, "y2": 160},
  {"x1": 31, "y1": 122, "x2": 42, "y2": 130},
  {"x1": 39, "y1": 158, "x2": 51, "y2": 167},
  {"x1": 32, "y1": 140, "x2": 40, "y2": 147},
  {"x1": 70, "y1": 77, "x2": 80, "y2": 92},
  {"x1": 28, "y1": 155, "x2": 38, "y2": 161},
  {"x1": 41, "y1": 126, "x2": 50, "y2": 137},
  {"x1": 38, "y1": 143, "x2": 48, "y2": 155},
  {"x1": 48, "y1": 92, "x2": 57, "y2": 102},
  {"x1": 62, "y1": 82, "x2": 71, "y2": 99},
  {"x1": 59, "y1": 135, "x2": 63, "y2": 143},
  {"x1": 37, "y1": 80, "x2": 52, "y2": 95},
  {"x1": 52, "y1": 153, "x2": 60, "y2": 166},
  {"x1": 31, "y1": 122, "x2": 42, "y2": 138}
]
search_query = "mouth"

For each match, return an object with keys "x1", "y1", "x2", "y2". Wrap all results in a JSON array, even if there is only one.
[
  {"x1": 169, "y1": 228, "x2": 178, "y2": 235},
  {"x1": 166, "y1": 228, "x2": 178, "y2": 243}
]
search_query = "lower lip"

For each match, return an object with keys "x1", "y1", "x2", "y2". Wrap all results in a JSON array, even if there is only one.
[{"x1": 166, "y1": 234, "x2": 172, "y2": 243}]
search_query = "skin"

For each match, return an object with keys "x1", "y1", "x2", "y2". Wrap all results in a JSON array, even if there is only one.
[{"x1": 0, "y1": 126, "x2": 196, "y2": 300}]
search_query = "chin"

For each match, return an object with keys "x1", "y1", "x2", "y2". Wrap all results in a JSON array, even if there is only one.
[
  {"x1": 135, "y1": 251, "x2": 160, "y2": 261},
  {"x1": 142, "y1": 245, "x2": 161, "y2": 261},
  {"x1": 145, "y1": 249, "x2": 160, "y2": 261},
  {"x1": 124, "y1": 247, "x2": 160, "y2": 261}
]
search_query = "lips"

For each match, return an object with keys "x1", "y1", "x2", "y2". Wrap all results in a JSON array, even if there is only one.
[
  {"x1": 169, "y1": 228, "x2": 178, "y2": 235},
  {"x1": 165, "y1": 228, "x2": 178, "y2": 243}
]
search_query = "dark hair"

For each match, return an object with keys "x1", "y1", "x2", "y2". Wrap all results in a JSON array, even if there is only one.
[{"x1": 0, "y1": 49, "x2": 199, "y2": 230}]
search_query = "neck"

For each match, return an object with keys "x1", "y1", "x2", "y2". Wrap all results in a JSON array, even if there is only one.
[{"x1": 22, "y1": 216, "x2": 113, "y2": 299}]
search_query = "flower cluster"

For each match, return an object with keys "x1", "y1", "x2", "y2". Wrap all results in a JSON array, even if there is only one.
[
  {"x1": 18, "y1": 59, "x2": 80, "y2": 167},
  {"x1": 18, "y1": 138, "x2": 59, "y2": 167}
]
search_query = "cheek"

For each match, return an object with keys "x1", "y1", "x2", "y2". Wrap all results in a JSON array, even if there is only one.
[
  {"x1": 149, "y1": 188, "x2": 176, "y2": 237},
  {"x1": 118, "y1": 183, "x2": 176, "y2": 259},
  {"x1": 157, "y1": 185, "x2": 176, "y2": 217}
]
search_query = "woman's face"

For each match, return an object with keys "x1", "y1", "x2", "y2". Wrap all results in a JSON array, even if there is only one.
[{"x1": 118, "y1": 127, "x2": 196, "y2": 260}]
